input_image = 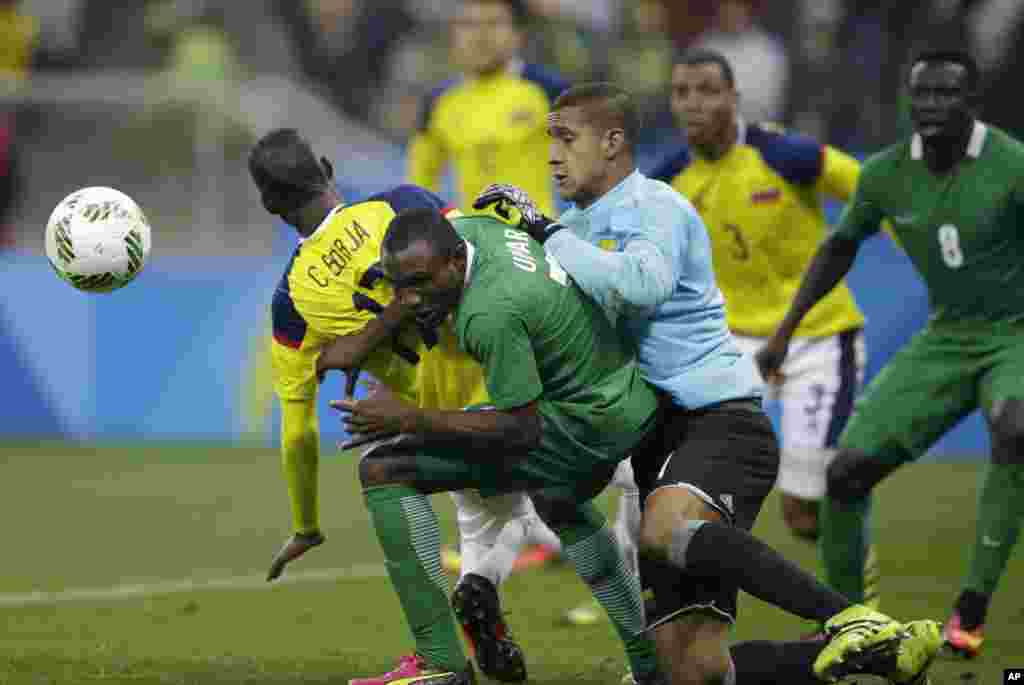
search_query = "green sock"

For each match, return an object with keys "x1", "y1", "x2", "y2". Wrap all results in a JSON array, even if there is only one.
[
  {"x1": 964, "y1": 462, "x2": 1024, "y2": 596},
  {"x1": 819, "y1": 494, "x2": 874, "y2": 603},
  {"x1": 555, "y1": 501, "x2": 659, "y2": 679},
  {"x1": 364, "y1": 485, "x2": 464, "y2": 670}
]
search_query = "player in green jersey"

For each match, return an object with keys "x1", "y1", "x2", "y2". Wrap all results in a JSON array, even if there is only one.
[
  {"x1": 332, "y1": 210, "x2": 663, "y2": 685},
  {"x1": 760, "y1": 48, "x2": 1024, "y2": 658}
]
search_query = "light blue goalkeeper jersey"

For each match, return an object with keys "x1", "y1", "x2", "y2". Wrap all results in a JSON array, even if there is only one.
[{"x1": 545, "y1": 170, "x2": 762, "y2": 409}]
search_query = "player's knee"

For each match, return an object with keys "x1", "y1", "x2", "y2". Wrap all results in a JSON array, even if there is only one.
[
  {"x1": 639, "y1": 511, "x2": 674, "y2": 561},
  {"x1": 666, "y1": 661, "x2": 729, "y2": 685},
  {"x1": 639, "y1": 488, "x2": 718, "y2": 561},
  {"x1": 358, "y1": 456, "x2": 415, "y2": 487},
  {"x1": 989, "y1": 399, "x2": 1024, "y2": 465},
  {"x1": 826, "y1": 448, "x2": 895, "y2": 502},
  {"x1": 781, "y1": 496, "x2": 819, "y2": 541},
  {"x1": 692, "y1": 659, "x2": 732, "y2": 685},
  {"x1": 358, "y1": 457, "x2": 388, "y2": 487},
  {"x1": 669, "y1": 627, "x2": 733, "y2": 685}
]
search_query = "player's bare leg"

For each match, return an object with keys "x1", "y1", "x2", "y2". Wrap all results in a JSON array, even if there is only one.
[{"x1": 780, "y1": 493, "x2": 819, "y2": 541}]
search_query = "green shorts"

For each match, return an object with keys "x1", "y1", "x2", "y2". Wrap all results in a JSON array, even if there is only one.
[
  {"x1": 395, "y1": 401, "x2": 654, "y2": 501},
  {"x1": 411, "y1": 445, "x2": 618, "y2": 502},
  {"x1": 840, "y1": 321, "x2": 1024, "y2": 462}
]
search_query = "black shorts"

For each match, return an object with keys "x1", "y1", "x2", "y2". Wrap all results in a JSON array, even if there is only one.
[{"x1": 631, "y1": 397, "x2": 780, "y2": 626}]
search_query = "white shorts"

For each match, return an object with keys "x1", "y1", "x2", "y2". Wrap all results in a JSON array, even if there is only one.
[{"x1": 733, "y1": 329, "x2": 865, "y2": 500}]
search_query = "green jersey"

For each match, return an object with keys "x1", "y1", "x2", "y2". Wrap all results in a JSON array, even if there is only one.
[
  {"x1": 451, "y1": 215, "x2": 657, "y2": 465},
  {"x1": 835, "y1": 122, "x2": 1024, "y2": 324}
]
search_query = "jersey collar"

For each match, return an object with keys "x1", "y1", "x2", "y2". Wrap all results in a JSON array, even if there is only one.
[
  {"x1": 574, "y1": 169, "x2": 641, "y2": 218},
  {"x1": 910, "y1": 120, "x2": 988, "y2": 160},
  {"x1": 735, "y1": 117, "x2": 748, "y2": 145},
  {"x1": 462, "y1": 239, "x2": 477, "y2": 286},
  {"x1": 691, "y1": 117, "x2": 747, "y2": 160},
  {"x1": 301, "y1": 204, "x2": 344, "y2": 243},
  {"x1": 465, "y1": 58, "x2": 523, "y2": 83}
]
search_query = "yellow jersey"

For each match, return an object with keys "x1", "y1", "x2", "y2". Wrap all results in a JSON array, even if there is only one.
[
  {"x1": 270, "y1": 185, "x2": 486, "y2": 533},
  {"x1": 651, "y1": 122, "x2": 864, "y2": 338},
  {"x1": 407, "y1": 61, "x2": 569, "y2": 215}
]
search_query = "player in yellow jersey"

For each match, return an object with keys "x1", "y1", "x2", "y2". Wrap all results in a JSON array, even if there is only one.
[
  {"x1": 407, "y1": 0, "x2": 569, "y2": 215},
  {"x1": 250, "y1": 129, "x2": 539, "y2": 684},
  {"x1": 650, "y1": 49, "x2": 878, "y2": 605}
]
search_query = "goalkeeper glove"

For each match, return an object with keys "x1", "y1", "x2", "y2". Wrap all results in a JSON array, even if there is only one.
[{"x1": 473, "y1": 183, "x2": 565, "y2": 244}]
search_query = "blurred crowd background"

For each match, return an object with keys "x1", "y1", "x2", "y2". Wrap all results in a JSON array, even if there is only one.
[
  {"x1": 0, "y1": 0, "x2": 1006, "y2": 448},
  {"x1": 3, "y1": 0, "x2": 1024, "y2": 255}
]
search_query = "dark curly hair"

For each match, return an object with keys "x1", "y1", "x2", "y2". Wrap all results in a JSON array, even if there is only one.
[{"x1": 248, "y1": 129, "x2": 334, "y2": 215}]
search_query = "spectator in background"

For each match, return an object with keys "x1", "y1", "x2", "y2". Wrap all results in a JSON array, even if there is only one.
[
  {"x1": 524, "y1": 0, "x2": 615, "y2": 82},
  {"x1": 691, "y1": 0, "x2": 789, "y2": 123},
  {"x1": 407, "y1": 0, "x2": 567, "y2": 214},
  {"x1": 0, "y1": 0, "x2": 39, "y2": 247},
  {"x1": 276, "y1": 0, "x2": 416, "y2": 123},
  {"x1": 969, "y1": 0, "x2": 1024, "y2": 141},
  {"x1": 606, "y1": 0, "x2": 675, "y2": 148}
]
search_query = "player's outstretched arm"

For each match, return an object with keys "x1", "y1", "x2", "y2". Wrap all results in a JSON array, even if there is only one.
[
  {"x1": 316, "y1": 297, "x2": 415, "y2": 379},
  {"x1": 331, "y1": 394, "x2": 541, "y2": 459},
  {"x1": 757, "y1": 233, "x2": 861, "y2": 379},
  {"x1": 543, "y1": 197, "x2": 678, "y2": 316},
  {"x1": 545, "y1": 230, "x2": 675, "y2": 315},
  {"x1": 474, "y1": 181, "x2": 677, "y2": 315},
  {"x1": 333, "y1": 308, "x2": 544, "y2": 458}
]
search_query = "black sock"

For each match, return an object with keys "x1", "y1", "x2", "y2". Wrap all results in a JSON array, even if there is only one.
[
  {"x1": 730, "y1": 640, "x2": 826, "y2": 685},
  {"x1": 681, "y1": 522, "x2": 850, "y2": 622},
  {"x1": 954, "y1": 589, "x2": 991, "y2": 630}
]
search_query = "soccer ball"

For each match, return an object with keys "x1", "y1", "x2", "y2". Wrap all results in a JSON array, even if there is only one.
[{"x1": 45, "y1": 187, "x2": 152, "y2": 293}]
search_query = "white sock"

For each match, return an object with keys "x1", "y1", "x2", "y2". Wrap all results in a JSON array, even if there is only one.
[
  {"x1": 522, "y1": 510, "x2": 563, "y2": 551},
  {"x1": 450, "y1": 490, "x2": 531, "y2": 586},
  {"x1": 611, "y1": 460, "x2": 641, "y2": 578}
]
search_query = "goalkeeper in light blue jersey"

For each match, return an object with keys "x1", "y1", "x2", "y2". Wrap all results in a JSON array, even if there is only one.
[{"x1": 474, "y1": 83, "x2": 942, "y2": 685}]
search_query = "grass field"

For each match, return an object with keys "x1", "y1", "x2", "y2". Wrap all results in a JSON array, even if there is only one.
[{"x1": 0, "y1": 443, "x2": 1021, "y2": 684}]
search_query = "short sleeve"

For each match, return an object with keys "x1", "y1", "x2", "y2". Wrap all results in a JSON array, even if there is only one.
[
  {"x1": 461, "y1": 312, "x2": 542, "y2": 410},
  {"x1": 746, "y1": 124, "x2": 824, "y2": 186}
]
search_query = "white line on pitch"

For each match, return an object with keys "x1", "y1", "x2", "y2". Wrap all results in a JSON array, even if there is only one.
[{"x1": 0, "y1": 563, "x2": 387, "y2": 607}]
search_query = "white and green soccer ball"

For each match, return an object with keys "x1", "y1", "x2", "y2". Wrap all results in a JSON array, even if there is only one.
[{"x1": 45, "y1": 186, "x2": 152, "y2": 293}]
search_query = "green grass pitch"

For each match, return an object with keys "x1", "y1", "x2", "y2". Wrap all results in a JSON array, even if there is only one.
[{"x1": 0, "y1": 443, "x2": 1020, "y2": 684}]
